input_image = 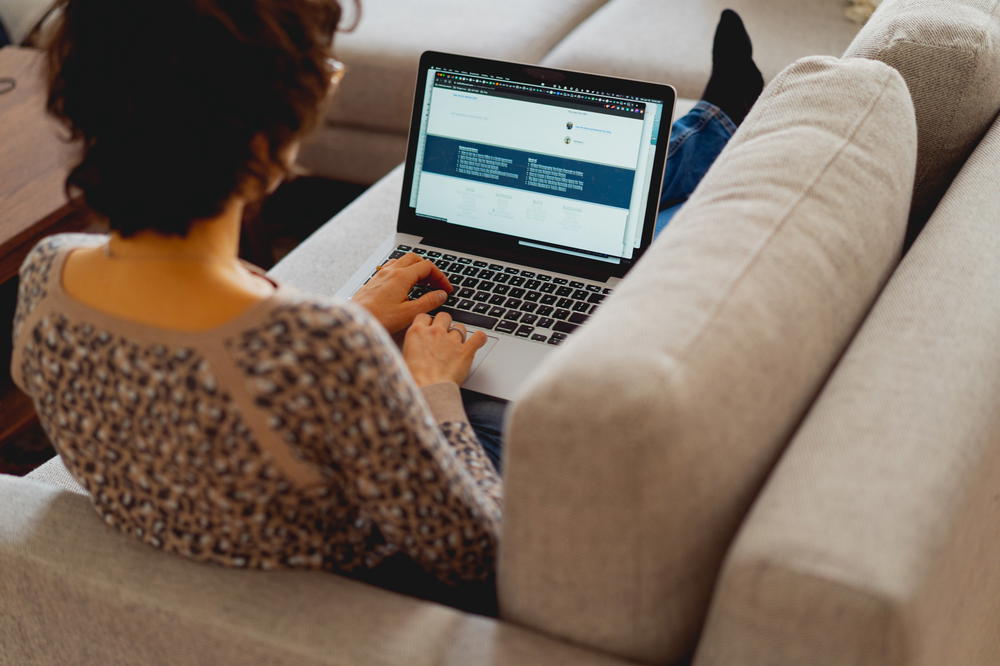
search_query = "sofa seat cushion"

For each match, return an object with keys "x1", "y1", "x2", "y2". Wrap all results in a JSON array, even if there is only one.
[
  {"x1": 499, "y1": 56, "x2": 916, "y2": 665},
  {"x1": 323, "y1": 0, "x2": 609, "y2": 136},
  {"x1": 541, "y1": 0, "x2": 860, "y2": 100},
  {"x1": 844, "y1": 0, "x2": 1000, "y2": 243},
  {"x1": 0, "y1": 475, "x2": 634, "y2": 666}
]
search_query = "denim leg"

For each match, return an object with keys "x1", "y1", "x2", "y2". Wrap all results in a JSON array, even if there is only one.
[
  {"x1": 460, "y1": 389, "x2": 508, "y2": 474},
  {"x1": 655, "y1": 101, "x2": 737, "y2": 237}
]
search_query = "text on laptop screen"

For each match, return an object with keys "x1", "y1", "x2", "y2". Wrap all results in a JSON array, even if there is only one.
[{"x1": 408, "y1": 68, "x2": 664, "y2": 264}]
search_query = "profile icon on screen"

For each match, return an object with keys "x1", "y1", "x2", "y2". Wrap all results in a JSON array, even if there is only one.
[
  {"x1": 566, "y1": 121, "x2": 574, "y2": 130},
  {"x1": 563, "y1": 136, "x2": 571, "y2": 144}
]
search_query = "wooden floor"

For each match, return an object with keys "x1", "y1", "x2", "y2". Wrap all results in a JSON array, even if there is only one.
[{"x1": 0, "y1": 176, "x2": 367, "y2": 475}]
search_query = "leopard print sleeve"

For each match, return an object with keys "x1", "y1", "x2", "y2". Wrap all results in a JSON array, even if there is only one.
[
  {"x1": 440, "y1": 420, "x2": 502, "y2": 512},
  {"x1": 227, "y1": 299, "x2": 501, "y2": 584}
]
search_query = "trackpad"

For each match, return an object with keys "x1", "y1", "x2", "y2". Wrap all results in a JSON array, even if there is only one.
[{"x1": 468, "y1": 335, "x2": 498, "y2": 378}]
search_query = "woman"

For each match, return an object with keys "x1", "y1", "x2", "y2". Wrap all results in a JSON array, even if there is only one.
[{"x1": 11, "y1": 0, "x2": 761, "y2": 605}]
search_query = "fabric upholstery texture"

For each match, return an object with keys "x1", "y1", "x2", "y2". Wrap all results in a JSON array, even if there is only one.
[
  {"x1": 0, "y1": 475, "x2": 631, "y2": 666},
  {"x1": 26, "y1": 455, "x2": 85, "y2": 495},
  {"x1": 693, "y1": 111, "x2": 1000, "y2": 666},
  {"x1": 843, "y1": 0, "x2": 1000, "y2": 243},
  {"x1": 541, "y1": 0, "x2": 859, "y2": 100},
  {"x1": 499, "y1": 56, "x2": 917, "y2": 665}
]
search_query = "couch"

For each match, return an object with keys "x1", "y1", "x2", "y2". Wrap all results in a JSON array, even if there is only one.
[{"x1": 4, "y1": 1, "x2": 1000, "y2": 664}]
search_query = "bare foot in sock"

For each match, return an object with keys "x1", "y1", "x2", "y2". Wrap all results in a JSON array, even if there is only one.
[{"x1": 701, "y1": 9, "x2": 764, "y2": 126}]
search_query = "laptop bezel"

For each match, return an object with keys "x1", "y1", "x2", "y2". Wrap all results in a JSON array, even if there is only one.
[{"x1": 397, "y1": 51, "x2": 676, "y2": 282}]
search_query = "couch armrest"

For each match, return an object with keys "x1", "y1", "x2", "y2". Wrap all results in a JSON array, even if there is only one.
[{"x1": 694, "y1": 114, "x2": 1000, "y2": 666}]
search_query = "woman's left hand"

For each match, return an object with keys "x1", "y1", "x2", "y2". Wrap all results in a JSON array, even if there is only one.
[{"x1": 353, "y1": 253, "x2": 453, "y2": 334}]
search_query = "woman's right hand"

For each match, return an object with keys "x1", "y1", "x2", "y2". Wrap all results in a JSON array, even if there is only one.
[{"x1": 403, "y1": 311, "x2": 488, "y2": 387}]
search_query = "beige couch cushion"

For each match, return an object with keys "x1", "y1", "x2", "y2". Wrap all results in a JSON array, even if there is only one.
[
  {"x1": 844, "y1": 0, "x2": 1000, "y2": 243},
  {"x1": 0, "y1": 474, "x2": 632, "y2": 666},
  {"x1": 693, "y1": 109, "x2": 1000, "y2": 666},
  {"x1": 499, "y1": 56, "x2": 916, "y2": 665},
  {"x1": 324, "y1": 0, "x2": 608, "y2": 135},
  {"x1": 542, "y1": 0, "x2": 860, "y2": 100}
]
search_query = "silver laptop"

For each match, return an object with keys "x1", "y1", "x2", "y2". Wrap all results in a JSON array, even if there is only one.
[{"x1": 338, "y1": 51, "x2": 676, "y2": 400}]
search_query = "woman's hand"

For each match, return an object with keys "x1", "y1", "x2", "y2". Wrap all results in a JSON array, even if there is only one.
[
  {"x1": 403, "y1": 311, "x2": 488, "y2": 387},
  {"x1": 353, "y1": 253, "x2": 453, "y2": 334}
]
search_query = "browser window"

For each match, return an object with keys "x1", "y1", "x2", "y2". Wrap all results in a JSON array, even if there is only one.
[{"x1": 409, "y1": 68, "x2": 663, "y2": 264}]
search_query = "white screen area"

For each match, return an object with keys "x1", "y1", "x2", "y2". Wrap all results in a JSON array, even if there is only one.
[{"x1": 409, "y1": 70, "x2": 662, "y2": 261}]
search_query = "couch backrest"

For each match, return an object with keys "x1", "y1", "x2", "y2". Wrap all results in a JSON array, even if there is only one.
[
  {"x1": 844, "y1": 0, "x2": 1000, "y2": 245},
  {"x1": 499, "y1": 56, "x2": 917, "y2": 665}
]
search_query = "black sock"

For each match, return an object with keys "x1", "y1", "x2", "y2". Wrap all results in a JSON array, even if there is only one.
[{"x1": 701, "y1": 9, "x2": 764, "y2": 126}]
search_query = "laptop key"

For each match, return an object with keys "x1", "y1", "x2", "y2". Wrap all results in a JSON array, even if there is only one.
[
  {"x1": 427, "y1": 251, "x2": 442, "y2": 258},
  {"x1": 569, "y1": 281, "x2": 584, "y2": 288},
  {"x1": 439, "y1": 308, "x2": 498, "y2": 331},
  {"x1": 553, "y1": 321, "x2": 579, "y2": 334},
  {"x1": 536, "y1": 274, "x2": 552, "y2": 282},
  {"x1": 539, "y1": 283, "x2": 556, "y2": 293},
  {"x1": 464, "y1": 278, "x2": 480, "y2": 289},
  {"x1": 569, "y1": 313, "x2": 590, "y2": 325},
  {"x1": 573, "y1": 289, "x2": 589, "y2": 301},
  {"x1": 473, "y1": 291, "x2": 491, "y2": 302},
  {"x1": 509, "y1": 287, "x2": 526, "y2": 298},
  {"x1": 540, "y1": 295, "x2": 557, "y2": 306},
  {"x1": 457, "y1": 287, "x2": 475, "y2": 299},
  {"x1": 556, "y1": 298, "x2": 573, "y2": 309},
  {"x1": 603, "y1": 287, "x2": 613, "y2": 294},
  {"x1": 473, "y1": 303, "x2": 490, "y2": 314},
  {"x1": 521, "y1": 302, "x2": 538, "y2": 313},
  {"x1": 493, "y1": 284, "x2": 510, "y2": 295},
  {"x1": 457, "y1": 299, "x2": 475, "y2": 310},
  {"x1": 521, "y1": 313, "x2": 538, "y2": 325},
  {"x1": 443, "y1": 254, "x2": 456, "y2": 261},
  {"x1": 413, "y1": 248, "x2": 427, "y2": 255},
  {"x1": 504, "y1": 311, "x2": 522, "y2": 322},
  {"x1": 496, "y1": 320, "x2": 518, "y2": 334},
  {"x1": 525, "y1": 279, "x2": 541, "y2": 290},
  {"x1": 389, "y1": 250, "x2": 405, "y2": 259},
  {"x1": 531, "y1": 333, "x2": 548, "y2": 342},
  {"x1": 489, "y1": 263, "x2": 504, "y2": 271},
  {"x1": 537, "y1": 317, "x2": 555, "y2": 328},
  {"x1": 494, "y1": 273, "x2": 511, "y2": 284},
  {"x1": 474, "y1": 260, "x2": 488, "y2": 267},
  {"x1": 515, "y1": 325, "x2": 534, "y2": 338},
  {"x1": 503, "y1": 267, "x2": 518, "y2": 275},
  {"x1": 586, "y1": 284, "x2": 602, "y2": 292},
  {"x1": 587, "y1": 293, "x2": 605, "y2": 304},
  {"x1": 457, "y1": 257, "x2": 472, "y2": 264},
  {"x1": 397, "y1": 244, "x2": 412, "y2": 251},
  {"x1": 489, "y1": 306, "x2": 506, "y2": 318},
  {"x1": 524, "y1": 291, "x2": 541, "y2": 302},
  {"x1": 547, "y1": 334, "x2": 565, "y2": 346},
  {"x1": 463, "y1": 266, "x2": 479, "y2": 276},
  {"x1": 479, "y1": 270, "x2": 496, "y2": 281},
  {"x1": 553, "y1": 309, "x2": 571, "y2": 320},
  {"x1": 572, "y1": 301, "x2": 590, "y2": 313},
  {"x1": 489, "y1": 295, "x2": 506, "y2": 306},
  {"x1": 509, "y1": 276, "x2": 526, "y2": 287},
  {"x1": 505, "y1": 298, "x2": 523, "y2": 309},
  {"x1": 556, "y1": 286, "x2": 573, "y2": 297},
  {"x1": 520, "y1": 270, "x2": 536, "y2": 278},
  {"x1": 553, "y1": 278, "x2": 568, "y2": 285},
  {"x1": 449, "y1": 275, "x2": 464, "y2": 287},
  {"x1": 537, "y1": 306, "x2": 554, "y2": 317}
]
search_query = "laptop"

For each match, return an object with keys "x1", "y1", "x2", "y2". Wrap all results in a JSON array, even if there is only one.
[{"x1": 338, "y1": 51, "x2": 676, "y2": 400}]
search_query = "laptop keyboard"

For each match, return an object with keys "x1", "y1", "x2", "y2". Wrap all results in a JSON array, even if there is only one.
[{"x1": 373, "y1": 243, "x2": 612, "y2": 346}]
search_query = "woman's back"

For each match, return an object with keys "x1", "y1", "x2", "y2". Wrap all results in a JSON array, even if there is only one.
[{"x1": 13, "y1": 234, "x2": 501, "y2": 580}]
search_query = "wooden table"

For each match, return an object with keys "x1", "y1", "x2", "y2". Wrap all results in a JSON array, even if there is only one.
[{"x1": 0, "y1": 46, "x2": 98, "y2": 446}]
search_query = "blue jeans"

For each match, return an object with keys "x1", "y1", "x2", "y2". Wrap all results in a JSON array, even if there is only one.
[{"x1": 464, "y1": 102, "x2": 737, "y2": 464}]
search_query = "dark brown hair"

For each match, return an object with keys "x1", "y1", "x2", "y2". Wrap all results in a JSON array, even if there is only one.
[{"x1": 46, "y1": 0, "x2": 349, "y2": 237}]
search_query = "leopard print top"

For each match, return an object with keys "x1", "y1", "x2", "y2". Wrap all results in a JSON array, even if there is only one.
[{"x1": 11, "y1": 234, "x2": 502, "y2": 584}]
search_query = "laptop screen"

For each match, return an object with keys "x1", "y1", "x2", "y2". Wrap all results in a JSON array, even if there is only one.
[{"x1": 404, "y1": 59, "x2": 669, "y2": 269}]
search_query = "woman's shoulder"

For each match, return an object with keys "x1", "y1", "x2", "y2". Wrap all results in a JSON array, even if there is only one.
[{"x1": 20, "y1": 232, "x2": 106, "y2": 275}]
